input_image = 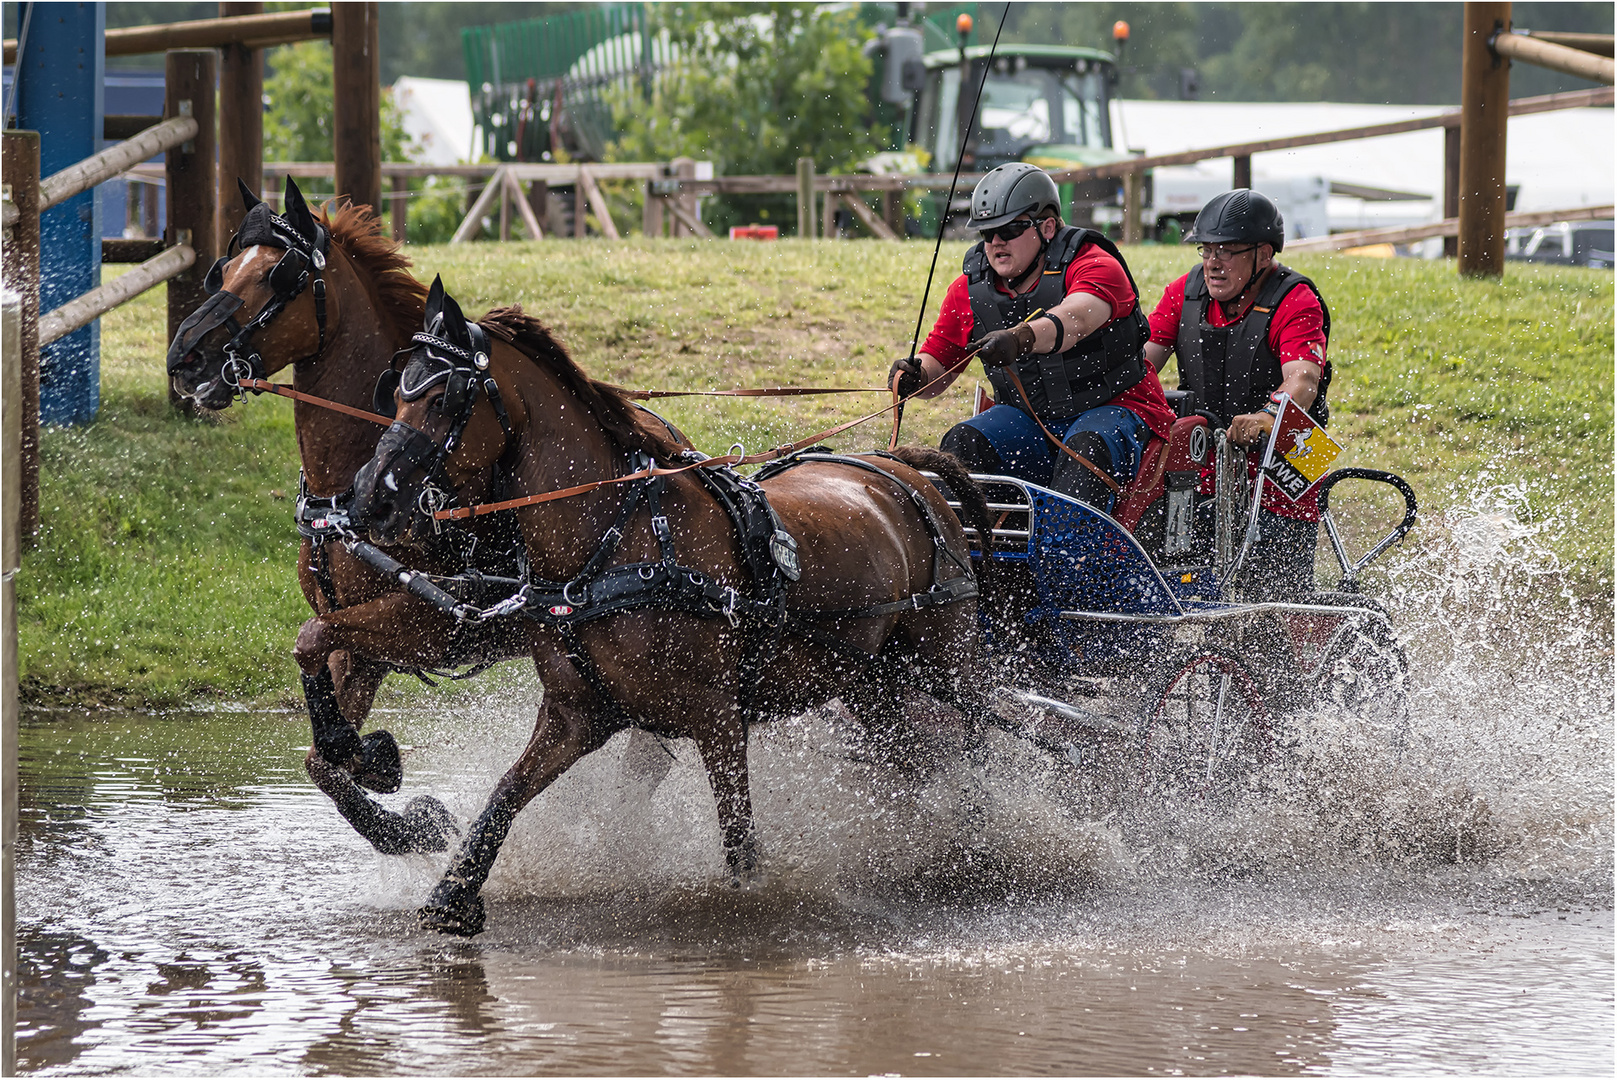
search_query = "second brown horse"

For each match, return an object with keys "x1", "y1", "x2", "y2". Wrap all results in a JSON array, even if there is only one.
[{"x1": 349, "y1": 280, "x2": 995, "y2": 936}]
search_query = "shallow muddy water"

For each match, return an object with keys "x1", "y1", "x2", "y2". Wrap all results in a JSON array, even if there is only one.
[{"x1": 15, "y1": 492, "x2": 1614, "y2": 1076}]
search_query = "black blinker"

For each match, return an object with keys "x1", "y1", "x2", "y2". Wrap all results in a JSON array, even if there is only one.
[
  {"x1": 441, "y1": 372, "x2": 473, "y2": 418},
  {"x1": 269, "y1": 248, "x2": 310, "y2": 295},
  {"x1": 204, "y1": 256, "x2": 229, "y2": 296},
  {"x1": 373, "y1": 369, "x2": 402, "y2": 418}
]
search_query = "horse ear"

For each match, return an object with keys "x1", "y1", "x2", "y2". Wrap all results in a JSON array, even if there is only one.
[
  {"x1": 438, "y1": 290, "x2": 474, "y2": 348},
  {"x1": 237, "y1": 178, "x2": 262, "y2": 211},
  {"x1": 424, "y1": 275, "x2": 446, "y2": 331},
  {"x1": 282, "y1": 176, "x2": 318, "y2": 243}
]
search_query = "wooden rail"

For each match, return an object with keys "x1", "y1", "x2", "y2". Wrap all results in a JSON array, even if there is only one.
[
  {"x1": 38, "y1": 246, "x2": 196, "y2": 346},
  {"x1": 1287, "y1": 204, "x2": 1614, "y2": 253},
  {"x1": 1494, "y1": 31, "x2": 1615, "y2": 84},
  {"x1": 2, "y1": 8, "x2": 331, "y2": 63}
]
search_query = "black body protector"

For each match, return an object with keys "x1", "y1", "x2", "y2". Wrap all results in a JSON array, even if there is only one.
[
  {"x1": 965, "y1": 226, "x2": 1150, "y2": 424},
  {"x1": 1175, "y1": 262, "x2": 1333, "y2": 427}
]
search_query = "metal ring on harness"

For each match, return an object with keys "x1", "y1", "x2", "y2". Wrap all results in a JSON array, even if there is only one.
[
  {"x1": 222, "y1": 353, "x2": 254, "y2": 389},
  {"x1": 563, "y1": 578, "x2": 586, "y2": 606},
  {"x1": 639, "y1": 566, "x2": 656, "y2": 581}
]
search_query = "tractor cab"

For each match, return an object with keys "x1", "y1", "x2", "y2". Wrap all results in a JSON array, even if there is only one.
[{"x1": 911, "y1": 45, "x2": 1127, "y2": 175}]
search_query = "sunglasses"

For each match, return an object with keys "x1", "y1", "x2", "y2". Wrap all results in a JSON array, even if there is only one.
[
  {"x1": 979, "y1": 218, "x2": 1038, "y2": 243},
  {"x1": 1197, "y1": 243, "x2": 1259, "y2": 262}
]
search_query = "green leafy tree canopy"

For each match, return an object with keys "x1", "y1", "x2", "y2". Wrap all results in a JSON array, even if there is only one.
[
  {"x1": 263, "y1": 39, "x2": 414, "y2": 165},
  {"x1": 610, "y1": 3, "x2": 878, "y2": 177}
]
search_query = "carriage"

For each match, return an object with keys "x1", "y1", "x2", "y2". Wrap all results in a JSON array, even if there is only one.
[{"x1": 929, "y1": 398, "x2": 1417, "y2": 796}]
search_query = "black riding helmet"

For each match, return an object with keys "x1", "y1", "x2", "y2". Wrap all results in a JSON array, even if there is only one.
[
  {"x1": 970, "y1": 162, "x2": 1061, "y2": 230},
  {"x1": 1185, "y1": 188, "x2": 1286, "y2": 253}
]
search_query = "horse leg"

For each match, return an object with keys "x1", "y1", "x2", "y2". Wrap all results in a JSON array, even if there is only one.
[
  {"x1": 421, "y1": 696, "x2": 610, "y2": 937},
  {"x1": 294, "y1": 594, "x2": 456, "y2": 794},
  {"x1": 303, "y1": 746, "x2": 458, "y2": 854},
  {"x1": 694, "y1": 717, "x2": 758, "y2": 885},
  {"x1": 328, "y1": 648, "x2": 388, "y2": 728}
]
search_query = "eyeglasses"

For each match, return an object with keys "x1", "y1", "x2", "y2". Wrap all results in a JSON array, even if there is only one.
[
  {"x1": 1197, "y1": 243, "x2": 1259, "y2": 262},
  {"x1": 979, "y1": 218, "x2": 1037, "y2": 243}
]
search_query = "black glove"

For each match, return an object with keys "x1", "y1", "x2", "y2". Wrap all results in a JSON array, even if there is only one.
[
  {"x1": 971, "y1": 324, "x2": 1036, "y2": 368},
  {"x1": 889, "y1": 355, "x2": 923, "y2": 397}
]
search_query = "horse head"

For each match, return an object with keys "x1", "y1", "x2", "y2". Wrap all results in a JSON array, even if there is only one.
[
  {"x1": 351, "y1": 277, "x2": 519, "y2": 545},
  {"x1": 166, "y1": 175, "x2": 334, "y2": 409}
]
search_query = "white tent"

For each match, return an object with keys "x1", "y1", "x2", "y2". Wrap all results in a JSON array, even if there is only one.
[
  {"x1": 1110, "y1": 98, "x2": 1614, "y2": 233},
  {"x1": 392, "y1": 76, "x2": 475, "y2": 166}
]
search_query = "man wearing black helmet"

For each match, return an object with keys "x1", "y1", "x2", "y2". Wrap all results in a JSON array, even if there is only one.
[
  {"x1": 1142, "y1": 188, "x2": 1333, "y2": 599},
  {"x1": 891, "y1": 163, "x2": 1174, "y2": 510}
]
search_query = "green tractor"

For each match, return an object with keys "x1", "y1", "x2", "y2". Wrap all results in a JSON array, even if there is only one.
[{"x1": 865, "y1": 11, "x2": 1138, "y2": 233}]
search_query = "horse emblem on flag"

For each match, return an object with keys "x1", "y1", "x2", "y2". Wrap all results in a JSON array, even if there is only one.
[{"x1": 1260, "y1": 394, "x2": 1342, "y2": 501}]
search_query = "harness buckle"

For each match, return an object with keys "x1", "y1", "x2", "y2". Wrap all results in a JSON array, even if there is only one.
[{"x1": 651, "y1": 515, "x2": 671, "y2": 543}]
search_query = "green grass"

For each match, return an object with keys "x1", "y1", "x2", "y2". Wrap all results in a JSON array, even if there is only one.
[{"x1": 17, "y1": 241, "x2": 1612, "y2": 708}]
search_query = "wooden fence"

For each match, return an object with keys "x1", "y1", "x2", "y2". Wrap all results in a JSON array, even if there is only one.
[{"x1": 241, "y1": 84, "x2": 1610, "y2": 251}]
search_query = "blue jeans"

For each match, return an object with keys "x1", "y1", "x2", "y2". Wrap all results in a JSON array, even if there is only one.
[{"x1": 947, "y1": 404, "x2": 1150, "y2": 510}]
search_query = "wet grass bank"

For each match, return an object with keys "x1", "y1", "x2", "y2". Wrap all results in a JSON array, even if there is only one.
[{"x1": 18, "y1": 240, "x2": 1612, "y2": 708}]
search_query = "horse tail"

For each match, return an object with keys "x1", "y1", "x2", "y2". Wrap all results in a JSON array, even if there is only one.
[{"x1": 884, "y1": 444, "x2": 995, "y2": 592}]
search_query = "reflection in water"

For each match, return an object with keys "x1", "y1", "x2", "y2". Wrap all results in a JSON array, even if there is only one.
[{"x1": 14, "y1": 494, "x2": 1615, "y2": 1075}]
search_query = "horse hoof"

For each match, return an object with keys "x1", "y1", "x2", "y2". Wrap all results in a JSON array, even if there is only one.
[
  {"x1": 400, "y1": 795, "x2": 459, "y2": 851},
  {"x1": 420, "y1": 886, "x2": 485, "y2": 937},
  {"x1": 353, "y1": 730, "x2": 403, "y2": 794}
]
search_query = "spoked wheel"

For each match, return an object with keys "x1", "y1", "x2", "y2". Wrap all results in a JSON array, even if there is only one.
[
  {"x1": 1137, "y1": 647, "x2": 1275, "y2": 799},
  {"x1": 1314, "y1": 615, "x2": 1411, "y2": 733}
]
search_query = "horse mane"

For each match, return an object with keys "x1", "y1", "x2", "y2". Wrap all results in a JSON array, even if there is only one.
[
  {"x1": 477, "y1": 305, "x2": 687, "y2": 459},
  {"x1": 320, "y1": 199, "x2": 429, "y2": 340}
]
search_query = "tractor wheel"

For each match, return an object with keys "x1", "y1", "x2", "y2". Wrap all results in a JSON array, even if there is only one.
[{"x1": 1136, "y1": 646, "x2": 1276, "y2": 799}]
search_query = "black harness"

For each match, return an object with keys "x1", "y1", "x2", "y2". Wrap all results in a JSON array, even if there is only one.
[
  {"x1": 965, "y1": 225, "x2": 1150, "y2": 423},
  {"x1": 166, "y1": 200, "x2": 332, "y2": 390},
  {"x1": 1175, "y1": 262, "x2": 1333, "y2": 427},
  {"x1": 358, "y1": 320, "x2": 978, "y2": 723}
]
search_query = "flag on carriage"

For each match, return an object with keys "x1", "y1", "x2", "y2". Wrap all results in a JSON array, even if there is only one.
[{"x1": 1258, "y1": 393, "x2": 1341, "y2": 502}]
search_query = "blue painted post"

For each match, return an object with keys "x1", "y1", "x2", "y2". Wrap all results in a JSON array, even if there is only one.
[{"x1": 13, "y1": 2, "x2": 104, "y2": 426}]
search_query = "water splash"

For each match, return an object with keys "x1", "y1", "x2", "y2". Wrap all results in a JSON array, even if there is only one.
[{"x1": 378, "y1": 482, "x2": 1610, "y2": 910}]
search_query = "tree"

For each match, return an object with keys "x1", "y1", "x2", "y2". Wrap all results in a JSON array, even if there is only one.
[{"x1": 608, "y1": 2, "x2": 881, "y2": 234}]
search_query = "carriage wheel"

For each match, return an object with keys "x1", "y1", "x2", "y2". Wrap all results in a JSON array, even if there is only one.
[
  {"x1": 1137, "y1": 647, "x2": 1275, "y2": 799},
  {"x1": 1315, "y1": 616, "x2": 1411, "y2": 735}
]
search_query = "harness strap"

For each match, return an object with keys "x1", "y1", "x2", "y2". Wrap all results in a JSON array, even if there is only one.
[{"x1": 1001, "y1": 366, "x2": 1122, "y2": 494}]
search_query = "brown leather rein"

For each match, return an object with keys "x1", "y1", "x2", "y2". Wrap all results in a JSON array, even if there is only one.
[{"x1": 243, "y1": 356, "x2": 1117, "y2": 521}]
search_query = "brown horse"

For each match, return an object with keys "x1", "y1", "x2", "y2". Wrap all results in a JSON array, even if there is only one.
[
  {"x1": 348, "y1": 280, "x2": 996, "y2": 936},
  {"x1": 165, "y1": 178, "x2": 531, "y2": 854}
]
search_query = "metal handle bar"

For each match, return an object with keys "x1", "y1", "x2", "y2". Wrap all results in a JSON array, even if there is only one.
[{"x1": 1316, "y1": 468, "x2": 1419, "y2": 590}]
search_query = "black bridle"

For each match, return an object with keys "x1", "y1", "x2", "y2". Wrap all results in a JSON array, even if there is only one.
[
  {"x1": 166, "y1": 201, "x2": 332, "y2": 392},
  {"x1": 366, "y1": 321, "x2": 515, "y2": 527}
]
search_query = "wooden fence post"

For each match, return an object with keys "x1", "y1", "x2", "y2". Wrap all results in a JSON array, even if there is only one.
[
  {"x1": 796, "y1": 157, "x2": 816, "y2": 239},
  {"x1": 166, "y1": 49, "x2": 219, "y2": 411},
  {"x1": 1444, "y1": 124, "x2": 1462, "y2": 257},
  {"x1": 391, "y1": 174, "x2": 407, "y2": 242},
  {"x1": 1458, "y1": 1, "x2": 1512, "y2": 277},
  {"x1": 1232, "y1": 154, "x2": 1252, "y2": 191},
  {"x1": 1, "y1": 288, "x2": 17, "y2": 1080},
  {"x1": 1, "y1": 132, "x2": 40, "y2": 546},
  {"x1": 1121, "y1": 169, "x2": 1144, "y2": 243},
  {"x1": 671, "y1": 157, "x2": 696, "y2": 238},
  {"x1": 217, "y1": 1, "x2": 264, "y2": 238},
  {"x1": 332, "y1": 2, "x2": 381, "y2": 214},
  {"x1": 642, "y1": 176, "x2": 663, "y2": 237}
]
